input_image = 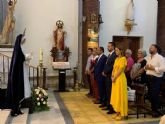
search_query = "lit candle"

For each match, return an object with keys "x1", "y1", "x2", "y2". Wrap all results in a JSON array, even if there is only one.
[{"x1": 39, "y1": 48, "x2": 43, "y2": 62}]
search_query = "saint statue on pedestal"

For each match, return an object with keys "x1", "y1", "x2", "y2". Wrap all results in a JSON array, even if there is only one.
[
  {"x1": 51, "y1": 20, "x2": 71, "y2": 62},
  {"x1": 53, "y1": 20, "x2": 66, "y2": 51}
]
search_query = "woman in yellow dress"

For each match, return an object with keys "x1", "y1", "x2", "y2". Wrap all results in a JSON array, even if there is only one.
[{"x1": 110, "y1": 47, "x2": 128, "y2": 120}]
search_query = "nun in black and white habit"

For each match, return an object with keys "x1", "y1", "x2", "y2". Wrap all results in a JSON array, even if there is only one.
[{"x1": 6, "y1": 33, "x2": 32, "y2": 116}]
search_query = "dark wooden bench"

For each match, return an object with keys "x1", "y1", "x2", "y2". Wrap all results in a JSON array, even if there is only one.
[
  {"x1": 128, "y1": 84, "x2": 152, "y2": 118},
  {"x1": 160, "y1": 81, "x2": 165, "y2": 111}
]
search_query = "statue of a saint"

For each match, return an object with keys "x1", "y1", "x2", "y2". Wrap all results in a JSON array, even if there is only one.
[
  {"x1": 0, "y1": 0, "x2": 16, "y2": 44},
  {"x1": 126, "y1": 0, "x2": 134, "y2": 21},
  {"x1": 53, "y1": 20, "x2": 66, "y2": 51},
  {"x1": 125, "y1": 0, "x2": 137, "y2": 34}
]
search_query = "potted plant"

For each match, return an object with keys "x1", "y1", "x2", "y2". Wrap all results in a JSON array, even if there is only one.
[
  {"x1": 63, "y1": 46, "x2": 71, "y2": 62},
  {"x1": 50, "y1": 47, "x2": 58, "y2": 62},
  {"x1": 32, "y1": 87, "x2": 49, "y2": 112}
]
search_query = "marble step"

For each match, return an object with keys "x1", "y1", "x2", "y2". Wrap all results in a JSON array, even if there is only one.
[
  {"x1": 9, "y1": 108, "x2": 29, "y2": 124},
  {"x1": 0, "y1": 109, "x2": 10, "y2": 124},
  {"x1": 0, "y1": 83, "x2": 7, "y2": 89}
]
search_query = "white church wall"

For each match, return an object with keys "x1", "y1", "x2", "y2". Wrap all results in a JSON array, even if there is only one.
[
  {"x1": 14, "y1": 0, "x2": 157, "y2": 76},
  {"x1": 14, "y1": 0, "x2": 79, "y2": 75},
  {"x1": 99, "y1": 0, "x2": 158, "y2": 55}
]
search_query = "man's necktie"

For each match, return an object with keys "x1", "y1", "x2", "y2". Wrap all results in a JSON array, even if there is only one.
[{"x1": 106, "y1": 54, "x2": 111, "y2": 64}]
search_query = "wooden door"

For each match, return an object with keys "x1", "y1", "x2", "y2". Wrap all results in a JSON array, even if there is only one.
[
  {"x1": 157, "y1": 0, "x2": 165, "y2": 56},
  {"x1": 113, "y1": 36, "x2": 140, "y2": 61}
]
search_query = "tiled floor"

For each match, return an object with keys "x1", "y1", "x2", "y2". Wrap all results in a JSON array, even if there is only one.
[
  {"x1": 60, "y1": 91, "x2": 160, "y2": 124},
  {"x1": 0, "y1": 90, "x2": 161, "y2": 124},
  {"x1": 10, "y1": 108, "x2": 29, "y2": 124},
  {"x1": 0, "y1": 109, "x2": 10, "y2": 124}
]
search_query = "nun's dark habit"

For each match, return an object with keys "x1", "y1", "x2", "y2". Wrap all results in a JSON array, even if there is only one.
[{"x1": 6, "y1": 34, "x2": 25, "y2": 116}]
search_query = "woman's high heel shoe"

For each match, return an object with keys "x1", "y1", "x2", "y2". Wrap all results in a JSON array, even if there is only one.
[
  {"x1": 115, "y1": 115, "x2": 122, "y2": 121},
  {"x1": 112, "y1": 114, "x2": 118, "y2": 119}
]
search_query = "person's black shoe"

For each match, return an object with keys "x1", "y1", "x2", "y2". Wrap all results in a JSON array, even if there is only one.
[
  {"x1": 17, "y1": 110, "x2": 24, "y2": 115},
  {"x1": 99, "y1": 104, "x2": 106, "y2": 108},
  {"x1": 86, "y1": 93, "x2": 92, "y2": 98},
  {"x1": 152, "y1": 112, "x2": 161, "y2": 118},
  {"x1": 156, "y1": 110, "x2": 164, "y2": 116},
  {"x1": 94, "y1": 101, "x2": 102, "y2": 104},
  {"x1": 107, "y1": 110, "x2": 116, "y2": 114},
  {"x1": 102, "y1": 107, "x2": 109, "y2": 111},
  {"x1": 94, "y1": 100, "x2": 101, "y2": 104},
  {"x1": 11, "y1": 111, "x2": 18, "y2": 117}
]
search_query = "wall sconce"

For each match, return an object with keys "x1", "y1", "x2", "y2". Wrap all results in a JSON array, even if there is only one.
[
  {"x1": 99, "y1": 14, "x2": 103, "y2": 24},
  {"x1": 82, "y1": 16, "x2": 86, "y2": 22}
]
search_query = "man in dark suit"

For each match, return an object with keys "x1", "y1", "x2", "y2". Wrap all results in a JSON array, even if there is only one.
[
  {"x1": 102, "y1": 42, "x2": 117, "y2": 114},
  {"x1": 94, "y1": 47, "x2": 107, "y2": 104}
]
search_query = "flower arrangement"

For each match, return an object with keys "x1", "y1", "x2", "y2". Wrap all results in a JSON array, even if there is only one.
[
  {"x1": 63, "y1": 46, "x2": 71, "y2": 61},
  {"x1": 32, "y1": 87, "x2": 49, "y2": 112},
  {"x1": 50, "y1": 47, "x2": 58, "y2": 62}
]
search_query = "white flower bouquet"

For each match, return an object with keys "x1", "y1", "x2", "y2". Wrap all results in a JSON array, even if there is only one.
[{"x1": 32, "y1": 87, "x2": 49, "y2": 112}]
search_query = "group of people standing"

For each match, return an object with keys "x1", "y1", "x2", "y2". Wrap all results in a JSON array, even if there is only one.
[{"x1": 85, "y1": 42, "x2": 165, "y2": 120}]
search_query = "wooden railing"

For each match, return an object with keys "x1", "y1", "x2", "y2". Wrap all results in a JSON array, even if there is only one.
[
  {"x1": 29, "y1": 65, "x2": 39, "y2": 88},
  {"x1": 0, "y1": 53, "x2": 11, "y2": 88},
  {"x1": 0, "y1": 52, "x2": 47, "y2": 89}
]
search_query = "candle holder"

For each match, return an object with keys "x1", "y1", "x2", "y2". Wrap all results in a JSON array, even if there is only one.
[
  {"x1": 72, "y1": 67, "x2": 81, "y2": 91},
  {"x1": 38, "y1": 59, "x2": 43, "y2": 87},
  {"x1": 74, "y1": 80, "x2": 80, "y2": 91},
  {"x1": 39, "y1": 60, "x2": 43, "y2": 67}
]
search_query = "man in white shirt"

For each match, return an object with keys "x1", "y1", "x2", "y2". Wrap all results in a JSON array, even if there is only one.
[
  {"x1": 85, "y1": 48, "x2": 93, "y2": 96},
  {"x1": 145, "y1": 44, "x2": 165, "y2": 117}
]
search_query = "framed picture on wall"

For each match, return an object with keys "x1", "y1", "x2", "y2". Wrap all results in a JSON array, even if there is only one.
[
  {"x1": 90, "y1": 13, "x2": 98, "y2": 24},
  {"x1": 0, "y1": 0, "x2": 17, "y2": 48}
]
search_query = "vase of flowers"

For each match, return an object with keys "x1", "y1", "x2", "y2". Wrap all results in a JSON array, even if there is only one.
[
  {"x1": 50, "y1": 47, "x2": 58, "y2": 62},
  {"x1": 32, "y1": 87, "x2": 49, "y2": 112},
  {"x1": 63, "y1": 46, "x2": 71, "y2": 62}
]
